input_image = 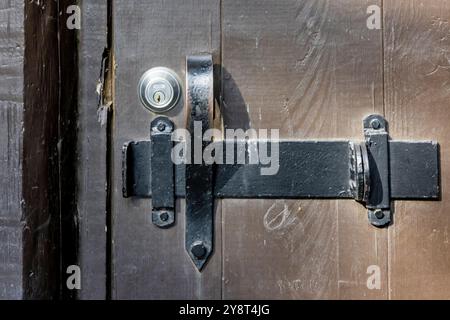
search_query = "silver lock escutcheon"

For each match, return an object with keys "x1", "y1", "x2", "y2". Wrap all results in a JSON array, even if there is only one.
[{"x1": 138, "y1": 67, "x2": 181, "y2": 113}]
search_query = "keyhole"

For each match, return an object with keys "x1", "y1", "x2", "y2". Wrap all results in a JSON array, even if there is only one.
[{"x1": 153, "y1": 91, "x2": 165, "y2": 104}]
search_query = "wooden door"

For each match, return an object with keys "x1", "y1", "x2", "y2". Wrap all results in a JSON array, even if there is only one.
[{"x1": 109, "y1": 0, "x2": 450, "y2": 299}]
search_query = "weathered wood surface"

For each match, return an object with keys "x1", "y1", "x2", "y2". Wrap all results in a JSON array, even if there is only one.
[
  {"x1": 112, "y1": 0, "x2": 222, "y2": 299},
  {"x1": 384, "y1": 0, "x2": 450, "y2": 299},
  {"x1": 1, "y1": 0, "x2": 446, "y2": 300},
  {"x1": 0, "y1": 0, "x2": 23, "y2": 299},
  {"x1": 59, "y1": 0, "x2": 80, "y2": 300},
  {"x1": 22, "y1": 0, "x2": 61, "y2": 299},
  {"x1": 221, "y1": 0, "x2": 388, "y2": 299},
  {"x1": 77, "y1": 0, "x2": 109, "y2": 300},
  {"x1": 3, "y1": 0, "x2": 107, "y2": 299},
  {"x1": 22, "y1": 0, "x2": 80, "y2": 299},
  {"x1": 111, "y1": 0, "x2": 450, "y2": 299}
]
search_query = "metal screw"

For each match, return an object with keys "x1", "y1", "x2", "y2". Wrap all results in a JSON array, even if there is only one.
[
  {"x1": 157, "y1": 122, "x2": 166, "y2": 132},
  {"x1": 191, "y1": 242, "x2": 207, "y2": 259},
  {"x1": 159, "y1": 211, "x2": 169, "y2": 222},
  {"x1": 374, "y1": 209, "x2": 384, "y2": 220},
  {"x1": 370, "y1": 119, "x2": 381, "y2": 129}
]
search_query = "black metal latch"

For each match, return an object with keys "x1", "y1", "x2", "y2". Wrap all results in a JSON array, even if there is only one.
[{"x1": 123, "y1": 55, "x2": 440, "y2": 271}]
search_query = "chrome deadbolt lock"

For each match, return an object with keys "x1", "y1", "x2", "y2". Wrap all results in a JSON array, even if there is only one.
[{"x1": 138, "y1": 67, "x2": 181, "y2": 113}]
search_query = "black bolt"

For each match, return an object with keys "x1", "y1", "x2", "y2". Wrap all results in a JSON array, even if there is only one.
[
  {"x1": 374, "y1": 209, "x2": 385, "y2": 220},
  {"x1": 157, "y1": 122, "x2": 166, "y2": 132},
  {"x1": 370, "y1": 119, "x2": 381, "y2": 129},
  {"x1": 191, "y1": 242, "x2": 207, "y2": 259},
  {"x1": 159, "y1": 211, "x2": 169, "y2": 222}
]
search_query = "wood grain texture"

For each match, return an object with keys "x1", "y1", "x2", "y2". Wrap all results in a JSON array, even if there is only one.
[
  {"x1": 112, "y1": 0, "x2": 222, "y2": 299},
  {"x1": 23, "y1": 0, "x2": 79, "y2": 299},
  {"x1": 59, "y1": 0, "x2": 80, "y2": 300},
  {"x1": 221, "y1": 0, "x2": 388, "y2": 299},
  {"x1": 77, "y1": 0, "x2": 109, "y2": 300},
  {"x1": 23, "y1": 0, "x2": 61, "y2": 299},
  {"x1": 384, "y1": 0, "x2": 450, "y2": 299},
  {"x1": 0, "y1": 0, "x2": 23, "y2": 299}
]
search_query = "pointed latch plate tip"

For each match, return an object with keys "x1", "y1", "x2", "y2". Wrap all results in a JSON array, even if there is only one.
[{"x1": 187, "y1": 241, "x2": 212, "y2": 271}]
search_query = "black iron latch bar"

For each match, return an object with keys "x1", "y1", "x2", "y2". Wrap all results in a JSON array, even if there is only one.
[{"x1": 123, "y1": 135, "x2": 440, "y2": 202}]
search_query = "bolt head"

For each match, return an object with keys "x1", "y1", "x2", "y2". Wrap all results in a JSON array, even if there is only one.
[
  {"x1": 191, "y1": 242, "x2": 207, "y2": 259},
  {"x1": 374, "y1": 209, "x2": 385, "y2": 219},
  {"x1": 159, "y1": 211, "x2": 169, "y2": 222},
  {"x1": 157, "y1": 122, "x2": 166, "y2": 132},
  {"x1": 370, "y1": 119, "x2": 381, "y2": 129}
]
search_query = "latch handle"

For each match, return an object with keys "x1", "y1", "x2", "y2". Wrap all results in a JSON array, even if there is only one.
[{"x1": 185, "y1": 54, "x2": 215, "y2": 270}]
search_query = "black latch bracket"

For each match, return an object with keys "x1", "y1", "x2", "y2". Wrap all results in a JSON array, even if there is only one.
[
  {"x1": 364, "y1": 115, "x2": 391, "y2": 226},
  {"x1": 150, "y1": 117, "x2": 175, "y2": 228}
]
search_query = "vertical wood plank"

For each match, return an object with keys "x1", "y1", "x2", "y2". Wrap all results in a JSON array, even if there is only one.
[
  {"x1": 384, "y1": 0, "x2": 450, "y2": 299},
  {"x1": 22, "y1": 0, "x2": 79, "y2": 300},
  {"x1": 112, "y1": 0, "x2": 222, "y2": 299},
  {"x1": 23, "y1": 0, "x2": 61, "y2": 299},
  {"x1": 77, "y1": 0, "x2": 109, "y2": 300},
  {"x1": 0, "y1": 0, "x2": 23, "y2": 299},
  {"x1": 59, "y1": 0, "x2": 80, "y2": 300},
  {"x1": 222, "y1": 0, "x2": 388, "y2": 299}
]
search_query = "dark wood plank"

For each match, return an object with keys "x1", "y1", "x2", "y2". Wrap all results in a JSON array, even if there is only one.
[
  {"x1": 59, "y1": 0, "x2": 80, "y2": 300},
  {"x1": 384, "y1": 0, "x2": 450, "y2": 299},
  {"x1": 222, "y1": 0, "x2": 388, "y2": 299},
  {"x1": 22, "y1": 0, "x2": 79, "y2": 299},
  {"x1": 0, "y1": 0, "x2": 23, "y2": 299},
  {"x1": 23, "y1": 0, "x2": 61, "y2": 299},
  {"x1": 77, "y1": 0, "x2": 109, "y2": 300},
  {"x1": 112, "y1": 0, "x2": 222, "y2": 299}
]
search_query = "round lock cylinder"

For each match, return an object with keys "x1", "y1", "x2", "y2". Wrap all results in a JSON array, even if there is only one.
[{"x1": 138, "y1": 67, "x2": 181, "y2": 113}]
